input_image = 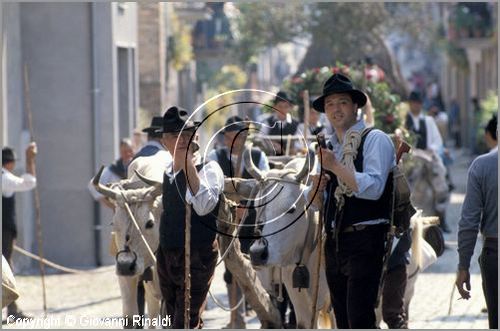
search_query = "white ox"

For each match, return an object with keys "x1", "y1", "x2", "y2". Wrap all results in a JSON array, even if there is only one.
[
  {"x1": 243, "y1": 148, "x2": 440, "y2": 329},
  {"x1": 92, "y1": 151, "x2": 170, "y2": 328},
  {"x1": 241, "y1": 148, "x2": 334, "y2": 329}
]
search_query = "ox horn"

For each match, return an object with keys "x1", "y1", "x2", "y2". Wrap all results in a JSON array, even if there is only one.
[
  {"x1": 294, "y1": 149, "x2": 315, "y2": 183},
  {"x1": 92, "y1": 166, "x2": 119, "y2": 199},
  {"x1": 134, "y1": 170, "x2": 162, "y2": 196},
  {"x1": 134, "y1": 170, "x2": 162, "y2": 188},
  {"x1": 243, "y1": 143, "x2": 264, "y2": 181}
]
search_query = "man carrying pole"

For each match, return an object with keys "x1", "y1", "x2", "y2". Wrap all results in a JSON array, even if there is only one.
[
  {"x1": 155, "y1": 106, "x2": 224, "y2": 328},
  {"x1": 2, "y1": 144, "x2": 37, "y2": 320}
]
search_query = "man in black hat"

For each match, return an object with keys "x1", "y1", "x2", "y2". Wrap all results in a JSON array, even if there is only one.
[
  {"x1": 133, "y1": 116, "x2": 169, "y2": 160},
  {"x1": 261, "y1": 91, "x2": 299, "y2": 156},
  {"x1": 206, "y1": 115, "x2": 270, "y2": 328},
  {"x1": 156, "y1": 106, "x2": 225, "y2": 328},
  {"x1": 405, "y1": 91, "x2": 450, "y2": 233},
  {"x1": 308, "y1": 73, "x2": 396, "y2": 328},
  {"x1": 405, "y1": 91, "x2": 444, "y2": 153},
  {"x1": 2, "y1": 143, "x2": 37, "y2": 320}
]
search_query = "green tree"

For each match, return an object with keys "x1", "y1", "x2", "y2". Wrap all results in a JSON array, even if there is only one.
[{"x1": 231, "y1": 3, "x2": 440, "y2": 97}]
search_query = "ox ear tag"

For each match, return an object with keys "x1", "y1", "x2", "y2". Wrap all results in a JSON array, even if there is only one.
[{"x1": 292, "y1": 264, "x2": 310, "y2": 290}]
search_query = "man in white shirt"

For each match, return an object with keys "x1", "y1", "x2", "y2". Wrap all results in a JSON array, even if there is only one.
[
  {"x1": 405, "y1": 91, "x2": 444, "y2": 154},
  {"x1": 2, "y1": 144, "x2": 37, "y2": 319},
  {"x1": 405, "y1": 91, "x2": 451, "y2": 233},
  {"x1": 155, "y1": 106, "x2": 224, "y2": 328}
]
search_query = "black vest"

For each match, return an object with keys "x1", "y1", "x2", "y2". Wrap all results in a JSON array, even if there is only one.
[
  {"x1": 216, "y1": 147, "x2": 262, "y2": 179},
  {"x1": 2, "y1": 194, "x2": 16, "y2": 235},
  {"x1": 267, "y1": 116, "x2": 299, "y2": 155},
  {"x1": 109, "y1": 159, "x2": 128, "y2": 179},
  {"x1": 160, "y1": 164, "x2": 219, "y2": 249},
  {"x1": 405, "y1": 113, "x2": 427, "y2": 150},
  {"x1": 324, "y1": 129, "x2": 393, "y2": 233}
]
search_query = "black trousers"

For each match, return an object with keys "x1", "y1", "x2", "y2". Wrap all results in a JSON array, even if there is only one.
[
  {"x1": 324, "y1": 225, "x2": 386, "y2": 329},
  {"x1": 382, "y1": 264, "x2": 408, "y2": 329},
  {"x1": 479, "y1": 239, "x2": 497, "y2": 329},
  {"x1": 2, "y1": 228, "x2": 16, "y2": 266},
  {"x1": 157, "y1": 241, "x2": 218, "y2": 329}
]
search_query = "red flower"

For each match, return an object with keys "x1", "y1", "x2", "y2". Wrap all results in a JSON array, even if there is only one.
[
  {"x1": 313, "y1": 68, "x2": 320, "y2": 73},
  {"x1": 332, "y1": 67, "x2": 340, "y2": 74},
  {"x1": 385, "y1": 114, "x2": 395, "y2": 124}
]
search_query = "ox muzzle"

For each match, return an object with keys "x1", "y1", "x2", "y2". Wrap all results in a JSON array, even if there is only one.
[
  {"x1": 115, "y1": 247, "x2": 138, "y2": 276},
  {"x1": 249, "y1": 237, "x2": 269, "y2": 266}
]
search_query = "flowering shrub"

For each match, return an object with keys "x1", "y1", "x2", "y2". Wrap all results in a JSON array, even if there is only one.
[{"x1": 283, "y1": 63, "x2": 410, "y2": 139}]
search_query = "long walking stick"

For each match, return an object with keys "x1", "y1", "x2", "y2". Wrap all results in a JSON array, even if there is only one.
[
  {"x1": 303, "y1": 90, "x2": 310, "y2": 146},
  {"x1": 23, "y1": 64, "x2": 48, "y2": 316},
  {"x1": 228, "y1": 120, "x2": 249, "y2": 326},
  {"x1": 184, "y1": 202, "x2": 192, "y2": 329},
  {"x1": 310, "y1": 196, "x2": 323, "y2": 329}
]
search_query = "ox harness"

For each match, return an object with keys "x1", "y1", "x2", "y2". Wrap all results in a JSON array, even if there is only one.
[{"x1": 250, "y1": 169, "x2": 318, "y2": 291}]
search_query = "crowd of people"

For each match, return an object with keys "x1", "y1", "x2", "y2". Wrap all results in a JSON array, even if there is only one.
[{"x1": 2, "y1": 70, "x2": 497, "y2": 329}]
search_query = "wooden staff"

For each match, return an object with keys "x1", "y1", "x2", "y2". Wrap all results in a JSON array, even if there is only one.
[
  {"x1": 228, "y1": 117, "x2": 250, "y2": 325},
  {"x1": 184, "y1": 201, "x2": 191, "y2": 329},
  {"x1": 310, "y1": 197, "x2": 323, "y2": 329},
  {"x1": 303, "y1": 90, "x2": 310, "y2": 147},
  {"x1": 23, "y1": 64, "x2": 47, "y2": 316}
]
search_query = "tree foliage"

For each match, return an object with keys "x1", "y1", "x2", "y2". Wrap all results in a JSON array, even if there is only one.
[
  {"x1": 231, "y1": 3, "x2": 441, "y2": 96},
  {"x1": 231, "y1": 3, "x2": 309, "y2": 64}
]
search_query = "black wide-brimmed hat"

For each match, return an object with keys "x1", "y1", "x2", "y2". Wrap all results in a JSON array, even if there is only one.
[
  {"x1": 408, "y1": 90, "x2": 423, "y2": 103},
  {"x1": 273, "y1": 91, "x2": 293, "y2": 105},
  {"x1": 312, "y1": 73, "x2": 367, "y2": 112},
  {"x1": 142, "y1": 116, "x2": 164, "y2": 133},
  {"x1": 2, "y1": 147, "x2": 16, "y2": 165},
  {"x1": 222, "y1": 115, "x2": 247, "y2": 133},
  {"x1": 156, "y1": 106, "x2": 200, "y2": 133}
]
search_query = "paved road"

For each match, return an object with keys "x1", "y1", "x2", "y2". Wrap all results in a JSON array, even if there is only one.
[{"x1": 3, "y1": 149, "x2": 489, "y2": 329}]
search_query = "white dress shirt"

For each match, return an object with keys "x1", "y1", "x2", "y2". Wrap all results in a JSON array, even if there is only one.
[
  {"x1": 2, "y1": 168, "x2": 37, "y2": 198},
  {"x1": 409, "y1": 113, "x2": 443, "y2": 154},
  {"x1": 165, "y1": 160, "x2": 224, "y2": 216}
]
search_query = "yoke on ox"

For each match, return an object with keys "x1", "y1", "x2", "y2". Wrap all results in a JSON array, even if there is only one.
[{"x1": 92, "y1": 164, "x2": 162, "y2": 329}]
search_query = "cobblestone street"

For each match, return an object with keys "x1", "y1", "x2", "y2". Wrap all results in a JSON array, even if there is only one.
[{"x1": 3, "y1": 149, "x2": 489, "y2": 329}]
